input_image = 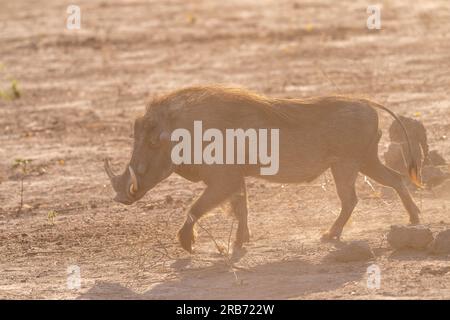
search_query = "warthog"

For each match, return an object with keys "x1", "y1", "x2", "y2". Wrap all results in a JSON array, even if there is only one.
[{"x1": 105, "y1": 86, "x2": 421, "y2": 253}]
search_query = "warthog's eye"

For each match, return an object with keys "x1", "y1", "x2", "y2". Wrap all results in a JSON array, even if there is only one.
[
  {"x1": 149, "y1": 136, "x2": 160, "y2": 147},
  {"x1": 149, "y1": 131, "x2": 169, "y2": 147}
]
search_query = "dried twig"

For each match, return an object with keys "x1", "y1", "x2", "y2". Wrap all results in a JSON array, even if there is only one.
[
  {"x1": 363, "y1": 175, "x2": 390, "y2": 206},
  {"x1": 196, "y1": 220, "x2": 241, "y2": 283},
  {"x1": 226, "y1": 220, "x2": 235, "y2": 256}
]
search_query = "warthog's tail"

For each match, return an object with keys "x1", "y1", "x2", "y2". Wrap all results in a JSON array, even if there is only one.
[{"x1": 371, "y1": 102, "x2": 422, "y2": 187}]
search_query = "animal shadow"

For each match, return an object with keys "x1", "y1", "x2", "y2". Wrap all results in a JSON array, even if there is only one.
[{"x1": 77, "y1": 257, "x2": 366, "y2": 300}]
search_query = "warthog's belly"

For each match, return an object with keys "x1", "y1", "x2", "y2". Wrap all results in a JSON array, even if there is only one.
[{"x1": 258, "y1": 157, "x2": 335, "y2": 183}]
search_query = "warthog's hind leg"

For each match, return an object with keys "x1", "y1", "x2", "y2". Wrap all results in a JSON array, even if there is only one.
[
  {"x1": 229, "y1": 180, "x2": 250, "y2": 249},
  {"x1": 321, "y1": 161, "x2": 359, "y2": 241},
  {"x1": 361, "y1": 158, "x2": 420, "y2": 224}
]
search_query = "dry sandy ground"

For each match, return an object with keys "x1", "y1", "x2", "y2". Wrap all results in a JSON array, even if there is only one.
[{"x1": 0, "y1": 0, "x2": 450, "y2": 299}]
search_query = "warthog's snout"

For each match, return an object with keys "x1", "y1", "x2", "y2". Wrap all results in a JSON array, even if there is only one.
[
  {"x1": 113, "y1": 194, "x2": 133, "y2": 205},
  {"x1": 104, "y1": 159, "x2": 139, "y2": 205}
]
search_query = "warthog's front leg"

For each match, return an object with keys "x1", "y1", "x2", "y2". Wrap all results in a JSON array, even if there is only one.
[{"x1": 177, "y1": 177, "x2": 242, "y2": 253}]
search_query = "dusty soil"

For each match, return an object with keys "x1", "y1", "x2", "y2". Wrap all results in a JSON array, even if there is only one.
[{"x1": 1, "y1": 0, "x2": 450, "y2": 299}]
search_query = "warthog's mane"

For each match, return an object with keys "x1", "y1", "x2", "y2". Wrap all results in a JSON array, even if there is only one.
[{"x1": 144, "y1": 85, "x2": 376, "y2": 124}]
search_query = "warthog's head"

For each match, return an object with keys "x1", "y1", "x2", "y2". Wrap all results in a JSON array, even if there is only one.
[{"x1": 105, "y1": 115, "x2": 173, "y2": 205}]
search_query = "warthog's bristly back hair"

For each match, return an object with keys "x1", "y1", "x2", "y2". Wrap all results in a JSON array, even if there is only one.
[{"x1": 143, "y1": 85, "x2": 380, "y2": 125}]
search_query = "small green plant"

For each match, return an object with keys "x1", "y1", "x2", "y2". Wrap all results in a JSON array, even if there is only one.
[
  {"x1": 10, "y1": 79, "x2": 21, "y2": 99},
  {"x1": 47, "y1": 210, "x2": 58, "y2": 224},
  {"x1": 0, "y1": 63, "x2": 21, "y2": 100},
  {"x1": 13, "y1": 158, "x2": 32, "y2": 170},
  {"x1": 13, "y1": 159, "x2": 32, "y2": 213},
  {"x1": 0, "y1": 90, "x2": 9, "y2": 100},
  {"x1": 0, "y1": 79, "x2": 21, "y2": 100}
]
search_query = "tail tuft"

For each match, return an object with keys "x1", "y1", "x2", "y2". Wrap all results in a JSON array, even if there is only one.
[
  {"x1": 408, "y1": 160, "x2": 422, "y2": 188},
  {"x1": 370, "y1": 102, "x2": 424, "y2": 188}
]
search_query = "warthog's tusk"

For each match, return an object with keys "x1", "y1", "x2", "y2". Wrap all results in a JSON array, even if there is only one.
[{"x1": 128, "y1": 166, "x2": 138, "y2": 194}]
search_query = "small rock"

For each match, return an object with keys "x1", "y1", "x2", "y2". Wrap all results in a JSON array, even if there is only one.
[
  {"x1": 329, "y1": 241, "x2": 374, "y2": 262},
  {"x1": 387, "y1": 225, "x2": 434, "y2": 250},
  {"x1": 428, "y1": 229, "x2": 450, "y2": 255},
  {"x1": 384, "y1": 143, "x2": 407, "y2": 176},
  {"x1": 433, "y1": 180, "x2": 450, "y2": 198},
  {"x1": 422, "y1": 165, "x2": 448, "y2": 188},
  {"x1": 420, "y1": 265, "x2": 450, "y2": 276},
  {"x1": 425, "y1": 150, "x2": 447, "y2": 166},
  {"x1": 165, "y1": 195, "x2": 174, "y2": 204}
]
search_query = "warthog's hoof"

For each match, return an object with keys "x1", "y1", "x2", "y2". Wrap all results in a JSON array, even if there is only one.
[
  {"x1": 234, "y1": 227, "x2": 250, "y2": 249},
  {"x1": 177, "y1": 227, "x2": 196, "y2": 253},
  {"x1": 321, "y1": 231, "x2": 341, "y2": 242},
  {"x1": 233, "y1": 238, "x2": 248, "y2": 249},
  {"x1": 409, "y1": 216, "x2": 420, "y2": 225}
]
